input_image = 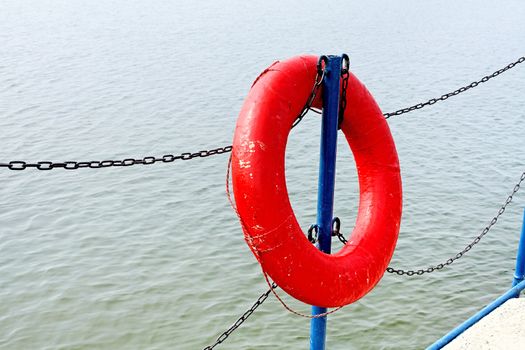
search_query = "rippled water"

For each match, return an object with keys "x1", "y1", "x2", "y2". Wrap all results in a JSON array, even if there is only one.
[{"x1": 1, "y1": 1, "x2": 524, "y2": 349}]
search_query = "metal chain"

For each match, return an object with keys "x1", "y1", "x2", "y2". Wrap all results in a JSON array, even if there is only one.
[
  {"x1": 338, "y1": 54, "x2": 350, "y2": 128},
  {"x1": 203, "y1": 283, "x2": 277, "y2": 350},
  {"x1": 383, "y1": 56, "x2": 525, "y2": 119},
  {"x1": 2, "y1": 56, "x2": 524, "y2": 171},
  {"x1": 205, "y1": 59, "x2": 331, "y2": 349},
  {"x1": 291, "y1": 56, "x2": 326, "y2": 128},
  {"x1": 0, "y1": 145, "x2": 233, "y2": 171},
  {"x1": 0, "y1": 60, "x2": 325, "y2": 172},
  {"x1": 334, "y1": 171, "x2": 525, "y2": 276}
]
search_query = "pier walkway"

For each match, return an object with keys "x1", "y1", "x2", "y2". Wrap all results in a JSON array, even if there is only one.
[{"x1": 443, "y1": 298, "x2": 525, "y2": 350}]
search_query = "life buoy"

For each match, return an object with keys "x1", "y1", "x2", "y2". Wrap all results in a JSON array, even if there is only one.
[{"x1": 231, "y1": 55, "x2": 402, "y2": 308}]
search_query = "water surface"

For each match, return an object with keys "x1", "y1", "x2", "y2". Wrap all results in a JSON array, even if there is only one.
[{"x1": 1, "y1": 1, "x2": 525, "y2": 349}]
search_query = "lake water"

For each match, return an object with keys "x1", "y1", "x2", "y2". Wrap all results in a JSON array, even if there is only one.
[{"x1": 1, "y1": 1, "x2": 524, "y2": 349}]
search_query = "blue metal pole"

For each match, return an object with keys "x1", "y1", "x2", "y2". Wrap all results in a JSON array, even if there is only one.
[
  {"x1": 427, "y1": 279, "x2": 525, "y2": 349},
  {"x1": 309, "y1": 55, "x2": 342, "y2": 350},
  {"x1": 512, "y1": 208, "x2": 525, "y2": 287}
]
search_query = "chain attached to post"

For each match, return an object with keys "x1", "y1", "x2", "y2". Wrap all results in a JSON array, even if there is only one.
[
  {"x1": 334, "y1": 171, "x2": 525, "y2": 276},
  {"x1": 384, "y1": 56, "x2": 525, "y2": 119},
  {"x1": 331, "y1": 217, "x2": 346, "y2": 244},
  {"x1": 308, "y1": 224, "x2": 319, "y2": 244},
  {"x1": 291, "y1": 56, "x2": 327, "y2": 128},
  {"x1": 338, "y1": 54, "x2": 350, "y2": 129}
]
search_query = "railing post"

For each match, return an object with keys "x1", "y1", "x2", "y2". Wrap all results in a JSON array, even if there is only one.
[
  {"x1": 512, "y1": 208, "x2": 525, "y2": 288},
  {"x1": 309, "y1": 55, "x2": 342, "y2": 350}
]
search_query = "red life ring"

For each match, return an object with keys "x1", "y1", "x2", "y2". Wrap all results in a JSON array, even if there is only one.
[{"x1": 232, "y1": 55, "x2": 402, "y2": 307}]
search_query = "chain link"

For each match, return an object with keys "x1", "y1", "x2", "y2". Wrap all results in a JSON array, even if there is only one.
[
  {"x1": 203, "y1": 283, "x2": 277, "y2": 350},
  {"x1": 383, "y1": 56, "x2": 525, "y2": 119},
  {"x1": 334, "y1": 172, "x2": 525, "y2": 276},
  {"x1": 339, "y1": 54, "x2": 350, "y2": 128}
]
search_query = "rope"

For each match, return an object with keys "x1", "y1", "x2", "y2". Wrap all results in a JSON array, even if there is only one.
[{"x1": 226, "y1": 154, "x2": 343, "y2": 319}]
